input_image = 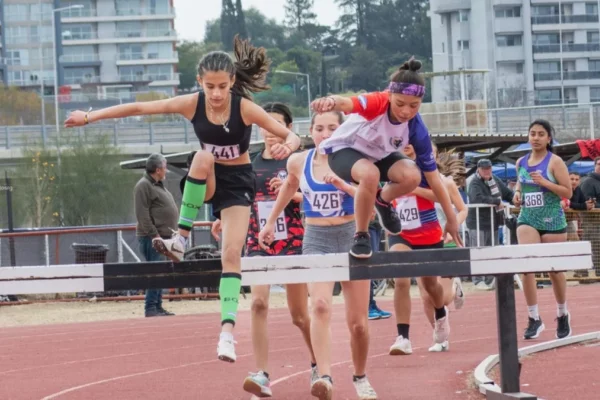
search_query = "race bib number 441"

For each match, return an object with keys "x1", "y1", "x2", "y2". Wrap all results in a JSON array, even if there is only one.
[
  {"x1": 257, "y1": 201, "x2": 287, "y2": 241},
  {"x1": 204, "y1": 143, "x2": 241, "y2": 160},
  {"x1": 395, "y1": 196, "x2": 421, "y2": 230},
  {"x1": 524, "y1": 192, "x2": 545, "y2": 208}
]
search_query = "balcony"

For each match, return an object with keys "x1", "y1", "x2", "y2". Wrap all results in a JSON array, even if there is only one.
[
  {"x1": 61, "y1": 30, "x2": 177, "y2": 45},
  {"x1": 531, "y1": 14, "x2": 599, "y2": 25},
  {"x1": 431, "y1": 0, "x2": 470, "y2": 14},
  {"x1": 534, "y1": 71, "x2": 600, "y2": 81},
  {"x1": 116, "y1": 52, "x2": 179, "y2": 66},
  {"x1": 533, "y1": 43, "x2": 600, "y2": 60},
  {"x1": 64, "y1": 75, "x2": 101, "y2": 85},
  {"x1": 535, "y1": 98, "x2": 579, "y2": 106},
  {"x1": 495, "y1": 17, "x2": 523, "y2": 33},
  {"x1": 59, "y1": 53, "x2": 102, "y2": 67},
  {"x1": 115, "y1": 73, "x2": 180, "y2": 85},
  {"x1": 61, "y1": 6, "x2": 176, "y2": 23},
  {"x1": 496, "y1": 45, "x2": 525, "y2": 61}
]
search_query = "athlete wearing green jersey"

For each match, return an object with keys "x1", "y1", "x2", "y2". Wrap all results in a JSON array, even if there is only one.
[{"x1": 513, "y1": 120, "x2": 573, "y2": 341}]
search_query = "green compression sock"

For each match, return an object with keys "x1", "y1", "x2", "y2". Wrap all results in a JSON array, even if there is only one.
[
  {"x1": 219, "y1": 273, "x2": 242, "y2": 326},
  {"x1": 178, "y1": 176, "x2": 206, "y2": 231}
]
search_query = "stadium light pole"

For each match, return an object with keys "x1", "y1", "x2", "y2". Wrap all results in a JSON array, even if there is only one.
[
  {"x1": 274, "y1": 70, "x2": 312, "y2": 119},
  {"x1": 51, "y1": 4, "x2": 83, "y2": 157}
]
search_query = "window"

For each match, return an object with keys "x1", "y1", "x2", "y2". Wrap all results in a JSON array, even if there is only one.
[
  {"x1": 147, "y1": 65, "x2": 172, "y2": 80},
  {"x1": 6, "y1": 50, "x2": 29, "y2": 66},
  {"x1": 495, "y1": 7, "x2": 521, "y2": 18},
  {"x1": 497, "y1": 35, "x2": 523, "y2": 47},
  {"x1": 62, "y1": 24, "x2": 94, "y2": 40},
  {"x1": 457, "y1": 40, "x2": 469, "y2": 51},
  {"x1": 64, "y1": 67, "x2": 97, "y2": 84},
  {"x1": 442, "y1": 42, "x2": 445, "y2": 53},
  {"x1": 588, "y1": 31, "x2": 599, "y2": 43},
  {"x1": 534, "y1": 62, "x2": 560, "y2": 72},
  {"x1": 533, "y1": 34, "x2": 560, "y2": 45},
  {"x1": 586, "y1": 3, "x2": 598, "y2": 15},
  {"x1": 591, "y1": 87, "x2": 600, "y2": 100},
  {"x1": 116, "y1": 21, "x2": 142, "y2": 37},
  {"x1": 590, "y1": 60, "x2": 600, "y2": 71},
  {"x1": 532, "y1": 5, "x2": 559, "y2": 16},
  {"x1": 516, "y1": 63, "x2": 524, "y2": 74},
  {"x1": 457, "y1": 10, "x2": 469, "y2": 22},
  {"x1": 535, "y1": 89, "x2": 561, "y2": 102}
]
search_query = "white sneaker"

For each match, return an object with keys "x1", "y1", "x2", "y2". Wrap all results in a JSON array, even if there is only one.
[
  {"x1": 217, "y1": 333, "x2": 237, "y2": 363},
  {"x1": 428, "y1": 341, "x2": 450, "y2": 352},
  {"x1": 453, "y1": 278, "x2": 465, "y2": 310},
  {"x1": 353, "y1": 376, "x2": 378, "y2": 400},
  {"x1": 389, "y1": 335, "x2": 412, "y2": 356},
  {"x1": 152, "y1": 230, "x2": 186, "y2": 262},
  {"x1": 433, "y1": 307, "x2": 450, "y2": 344},
  {"x1": 311, "y1": 377, "x2": 333, "y2": 400},
  {"x1": 310, "y1": 365, "x2": 319, "y2": 386}
]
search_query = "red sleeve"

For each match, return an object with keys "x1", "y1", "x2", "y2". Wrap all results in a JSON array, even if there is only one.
[{"x1": 349, "y1": 91, "x2": 390, "y2": 121}]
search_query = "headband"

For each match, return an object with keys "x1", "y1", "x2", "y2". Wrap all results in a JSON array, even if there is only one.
[{"x1": 388, "y1": 82, "x2": 426, "y2": 98}]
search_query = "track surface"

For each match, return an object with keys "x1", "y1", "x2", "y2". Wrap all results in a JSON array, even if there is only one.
[{"x1": 0, "y1": 284, "x2": 598, "y2": 400}]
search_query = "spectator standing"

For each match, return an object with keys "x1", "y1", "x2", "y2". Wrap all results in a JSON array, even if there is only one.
[
  {"x1": 134, "y1": 153, "x2": 178, "y2": 317},
  {"x1": 466, "y1": 159, "x2": 514, "y2": 289}
]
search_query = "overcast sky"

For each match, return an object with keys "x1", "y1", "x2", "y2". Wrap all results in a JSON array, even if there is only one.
[{"x1": 175, "y1": 0, "x2": 342, "y2": 42}]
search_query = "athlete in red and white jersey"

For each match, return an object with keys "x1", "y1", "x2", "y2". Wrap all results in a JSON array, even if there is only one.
[
  {"x1": 311, "y1": 58, "x2": 462, "y2": 259},
  {"x1": 387, "y1": 144, "x2": 468, "y2": 356}
]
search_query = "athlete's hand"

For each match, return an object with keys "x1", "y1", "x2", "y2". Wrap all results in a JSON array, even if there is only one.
[
  {"x1": 311, "y1": 97, "x2": 335, "y2": 113},
  {"x1": 529, "y1": 171, "x2": 547, "y2": 187},
  {"x1": 64, "y1": 110, "x2": 87, "y2": 128},
  {"x1": 269, "y1": 177, "x2": 283, "y2": 194},
  {"x1": 443, "y1": 217, "x2": 463, "y2": 248},
  {"x1": 323, "y1": 173, "x2": 345, "y2": 191},
  {"x1": 211, "y1": 219, "x2": 222, "y2": 241},
  {"x1": 513, "y1": 191, "x2": 522, "y2": 207},
  {"x1": 258, "y1": 223, "x2": 275, "y2": 250},
  {"x1": 443, "y1": 233, "x2": 454, "y2": 244},
  {"x1": 271, "y1": 143, "x2": 291, "y2": 160}
]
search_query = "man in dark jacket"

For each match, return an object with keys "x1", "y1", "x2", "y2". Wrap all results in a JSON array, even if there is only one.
[
  {"x1": 580, "y1": 157, "x2": 600, "y2": 274},
  {"x1": 466, "y1": 159, "x2": 514, "y2": 288},
  {"x1": 562, "y1": 172, "x2": 594, "y2": 211}
]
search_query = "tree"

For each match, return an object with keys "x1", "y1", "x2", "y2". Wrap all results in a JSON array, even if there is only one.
[
  {"x1": 336, "y1": 0, "x2": 375, "y2": 47},
  {"x1": 285, "y1": 0, "x2": 317, "y2": 32},
  {"x1": 55, "y1": 134, "x2": 139, "y2": 226},
  {"x1": 177, "y1": 40, "x2": 221, "y2": 90},
  {"x1": 0, "y1": 86, "x2": 55, "y2": 126},
  {"x1": 235, "y1": 0, "x2": 248, "y2": 39},
  {"x1": 12, "y1": 144, "x2": 58, "y2": 228},
  {"x1": 220, "y1": 0, "x2": 237, "y2": 50}
]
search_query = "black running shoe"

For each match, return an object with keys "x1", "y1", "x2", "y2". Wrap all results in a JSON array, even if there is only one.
[
  {"x1": 350, "y1": 232, "x2": 372, "y2": 259},
  {"x1": 523, "y1": 317, "x2": 545, "y2": 339},
  {"x1": 556, "y1": 313, "x2": 571, "y2": 339},
  {"x1": 374, "y1": 189, "x2": 402, "y2": 235}
]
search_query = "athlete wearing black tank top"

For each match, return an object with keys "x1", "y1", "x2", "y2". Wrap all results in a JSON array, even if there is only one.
[{"x1": 64, "y1": 35, "x2": 301, "y2": 365}]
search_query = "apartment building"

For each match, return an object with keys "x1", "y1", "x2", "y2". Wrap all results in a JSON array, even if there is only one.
[
  {"x1": 1, "y1": 0, "x2": 179, "y2": 103},
  {"x1": 430, "y1": 0, "x2": 600, "y2": 106}
]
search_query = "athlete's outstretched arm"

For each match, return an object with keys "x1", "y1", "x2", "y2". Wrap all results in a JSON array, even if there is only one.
[
  {"x1": 258, "y1": 152, "x2": 304, "y2": 249},
  {"x1": 311, "y1": 95, "x2": 354, "y2": 114},
  {"x1": 64, "y1": 94, "x2": 197, "y2": 127},
  {"x1": 242, "y1": 99, "x2": 301, "y2": 159}
]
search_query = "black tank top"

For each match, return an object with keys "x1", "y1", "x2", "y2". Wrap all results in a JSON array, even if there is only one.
[{"x1": 190, "y1": 91, "x2": 253, "y2": 161}]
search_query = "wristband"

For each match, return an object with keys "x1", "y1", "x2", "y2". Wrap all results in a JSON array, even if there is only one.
[{"x1": 84, "y1": 107, "x2": 93, "y2": 125}]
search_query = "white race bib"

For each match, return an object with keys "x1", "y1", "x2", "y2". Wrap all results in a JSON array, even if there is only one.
[
  {"x1": 396, "y1": 196, "x2": 421, "y2": 230},
  {"x1": 524, "y1": 192, "x2": 544, "y2": 208},
  {"x1": 311, "y1": 192, "x2": 343, "y2": 213},
  {"x1": 204, "y1": 143, "x2": 241, "y2": 160},
  {"x1": 257, "y1": 201, "x2": 287, "y2": 241}
]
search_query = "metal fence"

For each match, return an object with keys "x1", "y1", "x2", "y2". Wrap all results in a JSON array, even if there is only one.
[{"x1": 3, "y1": 102, "x2": 600, "y2": 151}]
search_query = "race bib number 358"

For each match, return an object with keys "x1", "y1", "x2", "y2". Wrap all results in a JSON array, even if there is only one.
[
  {"x1": 204, "y1": 143, "x2": 241, "y2": 160},
  {"x1": 524, "y1": 192, "x2": 544, "y2": 208}
]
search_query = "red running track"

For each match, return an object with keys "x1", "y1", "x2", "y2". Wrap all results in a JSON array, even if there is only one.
[{"x1": 0, "y1": 284, "x2": 598, "y2": 400}]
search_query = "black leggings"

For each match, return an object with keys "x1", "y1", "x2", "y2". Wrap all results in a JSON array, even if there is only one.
[{"x1": 327, "y1": 148, "x2": 410, "y2": 184}]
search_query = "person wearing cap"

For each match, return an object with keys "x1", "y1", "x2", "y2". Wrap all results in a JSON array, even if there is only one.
[
  {"x1": 134, "y1": 153, "x2": 178, "y2": 317},
  {"x1": 466, "y1": 158, "x2": 515, "y2": 289}
]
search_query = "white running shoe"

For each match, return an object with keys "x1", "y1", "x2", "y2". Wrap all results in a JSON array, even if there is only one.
[
  {"x1": 311, "y1": 377, "x2": 333, "y2": 400},
  {"x1": 152, "y1": 230, "x2": 186, "y2": 262},
  {"x1": 310, "y1": 365, "x2": 319, "y2": 387},
  {"x1": 453, "y1": 278, "x2": 465, "y2": 310},
  {"x1": 217, "y1": 333, "x2": 237, "y2": 363},
  {"x1": 353, "y1": 376, "x2": 378, "y2": 400},
  {"x1": 243, "y1": 371, "x2": 272, "y2": 398},
  {"x1": 388, "y1": 335, "x2": 413, "y2": 356},
  {"x1": 433, "y1": 307, "x2": 450, "y2": 344},
  {"x1": 428, "y1": 341, "x2": 450, "y2": 352}
]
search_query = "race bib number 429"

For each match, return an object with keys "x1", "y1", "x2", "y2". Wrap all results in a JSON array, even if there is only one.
[
  {"x1": 204, "y1": 143, "x2": 240, "y2": 160},
  {"x1": 524, "y1": 192, "x2": 544, "y2": 208},
  {"x1": 395, "y1": 196, "x2": 421, "y2": 230}
]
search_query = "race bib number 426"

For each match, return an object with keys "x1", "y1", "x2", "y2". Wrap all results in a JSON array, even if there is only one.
[
  {"x1": 204, "y1": 143, "x2": 241, "y2": 160},
  {"x1": 311, "y1": 192, "x2": 342, "y2": 213},
  {"x1": 524, "y1": 192, "x2": 544, "y2": 208},
  {"x1": 257, "y1": 201, "x2": 287, "y2": 241}
]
